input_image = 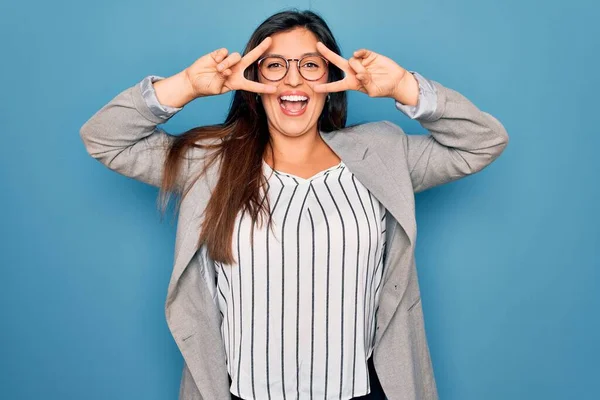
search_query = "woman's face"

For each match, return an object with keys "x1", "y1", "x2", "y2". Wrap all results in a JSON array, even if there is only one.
[{"x1": 257, "y1": 27, "x2": 329, "y2": 139}]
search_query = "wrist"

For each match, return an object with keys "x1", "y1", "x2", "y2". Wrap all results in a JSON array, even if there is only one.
[
  {"x1": 393, "y1": 71, "x2": 419, "y2": 107},
  {"x1": 153, "y1": 70, "x2": 198, "y2": 108}
]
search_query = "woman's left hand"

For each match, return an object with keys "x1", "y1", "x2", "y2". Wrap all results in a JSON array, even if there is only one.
[{"x1": 313, "y1": 42, "x2": 419, "y2": 106}]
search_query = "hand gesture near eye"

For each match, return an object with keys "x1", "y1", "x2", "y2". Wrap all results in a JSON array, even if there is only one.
[
  {"x1": 184, "y1": 37, "x2": 277, "y2": 97},
  {"x1": 313, "y1": 42, "x2": 419, "y2": 106}
]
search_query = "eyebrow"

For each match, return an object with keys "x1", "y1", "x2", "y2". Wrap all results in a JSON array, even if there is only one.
[{"x1": 262, "y1": 52, "x2": 321, "y2": 58}]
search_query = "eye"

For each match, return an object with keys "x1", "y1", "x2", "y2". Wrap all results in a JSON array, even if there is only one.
[
  {"x1": 267, "y1": 62, "x2": 284, "y2": 69},
  {"x1": 300, "y1": 61, "x2": 320, "y2": 69}
]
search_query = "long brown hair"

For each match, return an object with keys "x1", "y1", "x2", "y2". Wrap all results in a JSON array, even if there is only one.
[{"x1": 159, "y1": 9, "x2": 348, "y2": 265}]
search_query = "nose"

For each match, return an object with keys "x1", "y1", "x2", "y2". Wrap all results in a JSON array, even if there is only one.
[{"x1": 284, "y1": 61, "x2": 303, "y2": 86}]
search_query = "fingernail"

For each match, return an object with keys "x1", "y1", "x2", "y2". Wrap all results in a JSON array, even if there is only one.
[{"x1": 217, "y1": 64, "x2": 224, "y2": 71}]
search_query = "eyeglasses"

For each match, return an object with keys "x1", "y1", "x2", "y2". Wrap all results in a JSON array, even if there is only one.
[{"x1": 257, "y1": 55, "x2": 329, "y2": 82}]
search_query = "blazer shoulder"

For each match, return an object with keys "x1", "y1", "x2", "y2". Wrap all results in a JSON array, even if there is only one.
[
  {"x1": 350, "y1": 120, "x2": 406, "y2": 135},
  {"x1": 348, "y1": 120, "x2": 407, "y2": 148}
]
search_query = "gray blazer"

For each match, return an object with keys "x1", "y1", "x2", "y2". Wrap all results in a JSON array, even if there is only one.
[{"x1": 80, "y1": 77, "x2": 508, "y2": 400}]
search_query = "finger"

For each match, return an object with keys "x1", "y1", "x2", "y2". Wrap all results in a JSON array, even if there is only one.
[
  {"x1": 239, "y1": 36, "x2": 273, "y2": 69},
  {"x1": 353, "y1": 49, "x2": 367, "y2": 58},
  {"x1": 353, "y1": 49, "x2": 371, "y2": 59},
  {"x1": 211, "y1": 48, "x2": 228, "y2": 63},
  {"x1": 354, "y1": 49, "x2": 378, "y2": 67},
  {"x1": 313, "y1": 79, "x2": 351, "y2": 93},
  {"x1": 348, "y1": 57, "x2": 367, "y2": 75},
  {"x1": 348, "y1": 59, "x2": 371, "y2": 87},
  {"x1": 217, "y1": 52, "x2": 241, "y2": 72},
  {"x1": 316, "y1": 42, "x2": 349, "y2": 71},
  {"x1": 241, "y1": 80, "x2": 277, "y2": 94}
]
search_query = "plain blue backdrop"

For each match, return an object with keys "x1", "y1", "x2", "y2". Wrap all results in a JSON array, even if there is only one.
[{"x1": 1, "y1": 0, "x2": 598, "y2": 399}]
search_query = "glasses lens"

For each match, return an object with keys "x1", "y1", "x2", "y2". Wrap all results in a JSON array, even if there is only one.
[
  {"x1": 259, "y1": 57, "x2": 288, "y2": 81},
  {"x1": 259, "y1": 56, "x2": 328, "y2": 81},
  {"x1": 299, "y1": 56, "x2": 327, "y2": 80}
]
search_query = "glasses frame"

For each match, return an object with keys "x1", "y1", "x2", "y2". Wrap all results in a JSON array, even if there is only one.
[{"x1": 257, "y1": 55, "x2": 329, "y2": 82}]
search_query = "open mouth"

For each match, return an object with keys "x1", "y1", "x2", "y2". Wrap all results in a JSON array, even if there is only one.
[{"x1": 278, "y1": 95, "x2": 310, "y2": 113}]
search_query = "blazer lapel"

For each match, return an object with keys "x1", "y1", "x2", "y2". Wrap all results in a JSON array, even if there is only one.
[{"x1": 319, "y1": 128, "x2": 416, "y2": 248}]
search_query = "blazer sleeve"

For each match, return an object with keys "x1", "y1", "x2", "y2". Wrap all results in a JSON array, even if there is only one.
[
  {"x1": 79, "y1": 78, "x2": 201, "y2": 191},
  {"x1": 385, "y1": 78, "x2": 509, "y2": 193},
  {"x1": 394, "y1": 71, "x2": 438, "y2": 120}
]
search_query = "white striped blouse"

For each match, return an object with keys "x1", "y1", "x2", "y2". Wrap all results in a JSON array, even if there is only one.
[{"x1": 214, "y1": 158, "x2": 388, "y2": 400}]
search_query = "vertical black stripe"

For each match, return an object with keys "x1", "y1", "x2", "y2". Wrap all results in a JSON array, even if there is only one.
[
  {"x1": 230, "y1": 257, "x2": 237, "y2": 385},
  {"x1": 337, "y1": 168, "x2": 360, "y2": 396},
  {"x1": 278, "y1": 175, "x2": 299, "y2": 400},
  {"x1": 219, "y1": 261, "x2": 231, "y2": 290},
  {"x1": 219, "y1": 261, "x2": 234, "y2": 372},
  {"x1": 266, "y1": 180, "x2": 284, "y2": 400},
  {"x1": 376, "y1": 211, "x2": 387, "y2": 348},
  {"x1": 374, "y1": 244, "x2": 386, "y2": 303},
  {"x1": 372, "y1": 236, "x2": 386, "y2": 350},
  {"x1": 216, "y1": 263, "x2": 231, "y2": 373},
  {"x1": 310, "y1": 184, "x2": 331, "y2": 399},
  {"x1": 350, "y1": 174, "x2": 374, "y2": 389},
  {"x1": 307, "y1": 206, "x2": 316, "y2": 400},
  {"x1": 322, "y1": 172, "x2": 346, "y2": 400},
  {"x1": 217, "y1": 282, "x2": 227, "y2": 310},
  {"x1": 294, "y1": 179, "x2": 311, "y2": 399},
  {"x1": 374, "y1": 207, "x2": 387, "y2": 300},
  {"x1": 366, "y1": 194, "x2": 381, "y2": 354},
  {"x1": 236, "y1": 209, "x2": 247, "y2": 396}
]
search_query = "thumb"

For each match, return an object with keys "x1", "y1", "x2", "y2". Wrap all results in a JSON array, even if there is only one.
[{"x1": 356, "y1": 73, "x2": 371, "y2": 85}]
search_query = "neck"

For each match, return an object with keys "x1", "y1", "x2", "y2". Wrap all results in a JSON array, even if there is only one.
[{"x1": 264, "y1": 124, "x2": 325, "y2": 165}]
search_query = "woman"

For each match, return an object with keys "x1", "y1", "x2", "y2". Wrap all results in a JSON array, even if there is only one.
[{"x1": 80, "y1": 9, "x2": 508, "y2": 400}]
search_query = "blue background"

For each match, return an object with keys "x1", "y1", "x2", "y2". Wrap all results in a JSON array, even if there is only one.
[{"x1": 1, "y1": 0, "x2": 598, "y2": 399}]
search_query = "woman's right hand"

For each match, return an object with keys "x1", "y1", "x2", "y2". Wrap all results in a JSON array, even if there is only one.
[{"x1": 184, "y1": 37, "x2": 277, "y2": 98}]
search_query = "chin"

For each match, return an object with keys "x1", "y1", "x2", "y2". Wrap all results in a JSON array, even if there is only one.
[
  {"x1": 274, "y1": 121, "x2": 313, "y2": 136},
  {"x1": 268, "y1": 107, "x2": 325, "y2": 134}
]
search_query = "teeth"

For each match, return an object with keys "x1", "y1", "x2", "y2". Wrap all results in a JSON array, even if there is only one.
[{"x1": 279, "y1": 95, "x2": 308, "y2": 102}]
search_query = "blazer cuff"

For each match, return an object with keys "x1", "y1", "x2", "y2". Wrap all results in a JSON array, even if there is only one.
[
  {"x1": 139, "y1": 75, "x2": 183, "y2": 120},
  {"x1": 394, "y1": 71, "x2": 438, "y2": 121}
]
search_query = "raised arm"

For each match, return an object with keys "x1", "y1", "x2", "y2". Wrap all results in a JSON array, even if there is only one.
[
  {"x1": 79, "y1": 38, "x2": 277, "y2": 190},
  {"x1": 392, "y1": 73, "x2": 509, "y2": 193},
  {"x1": 79, "y1": 73, "x2": 193, "y2": 189},
  {"x1": 312, "y1": 42, "x2": 509, "y2": 194}
]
